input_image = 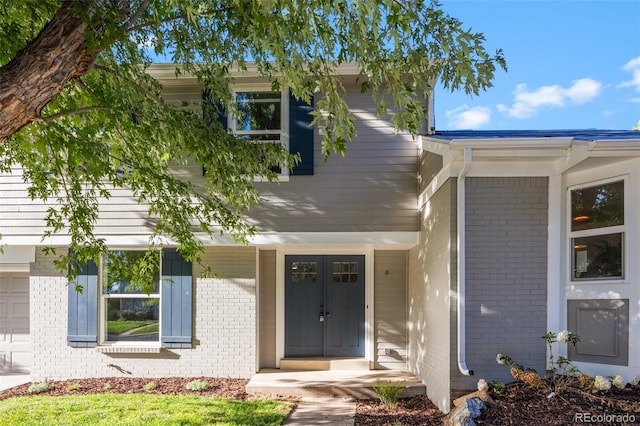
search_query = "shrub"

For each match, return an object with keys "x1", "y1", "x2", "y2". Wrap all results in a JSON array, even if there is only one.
[
  {"x1": 497, "y1": 330, "x2": 580, "y2": 393},
  {"x1": 373, "y1": 379, "x2": 404, "y2": 408},
  {"x1": 65, "y1": 383, "x2": 82, "y2": 392},
  {"x1": 488, "y1": 380, "x2": 507, "y2": 395},
  {"x1": 28, "y1": 382, "x2": 51, "y2": 394},
  {"x1": 186, "y1": 380, "x2": 209, "y2": 391},
  {"x1": 143, "y1": 381, "x2": 157, "y2": 391},
  {"x1": 135, "y1": 311, "x2": 149, "y2": 321}
]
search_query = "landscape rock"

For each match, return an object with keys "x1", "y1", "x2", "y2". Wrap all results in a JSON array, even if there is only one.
[{"x1": 444, "y1": 396, "x2": 487, "y2": 426}]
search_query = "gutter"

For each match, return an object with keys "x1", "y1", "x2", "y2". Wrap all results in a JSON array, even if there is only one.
[{"x1": 457, "y1": 148, "x2": 474, "y2": 376}]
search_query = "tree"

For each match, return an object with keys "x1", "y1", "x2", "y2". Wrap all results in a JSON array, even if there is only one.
[{"x1": 0, "y1": 0, "x2": 506, "y2": 276}]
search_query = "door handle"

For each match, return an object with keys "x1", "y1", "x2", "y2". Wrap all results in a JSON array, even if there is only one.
[{"x1": 319, "y1": 313, "x2": 325, "y2": 322}]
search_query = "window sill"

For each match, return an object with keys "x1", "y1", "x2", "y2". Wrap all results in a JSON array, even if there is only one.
[{"x1": 96, "y1": 346, "x2": 162, "y2": 354}]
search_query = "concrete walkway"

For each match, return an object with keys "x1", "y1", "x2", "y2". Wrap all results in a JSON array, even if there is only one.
[
  {"x1": 284, "y1": 397, "x2": 356, "y2": 425},
  {"x1": 0, "y1": 374, "x2": 30, "y2": 391}
]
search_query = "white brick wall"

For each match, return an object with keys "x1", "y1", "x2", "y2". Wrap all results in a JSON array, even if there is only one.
[
  {"x1": 407, "y1": 180, "x2": 455, "y2": 413},
  {"x1": 29, "y1": 246, "x2": 257, "y2": 381}
]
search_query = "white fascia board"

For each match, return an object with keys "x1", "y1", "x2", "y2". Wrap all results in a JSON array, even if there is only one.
[
  {"x1": 465, "y1": 161, "x2": 556, "y2": 177},
  {"x1": 449, "y1": 137, "x2": 573, "y2": 150},
  {"x1": 250, "y1": 232, "x2": 419, "y2": 248},
  {"x1": 4, "y1": 232, "x2": 419, "y2": 249},
  {"x1": 147, "y1": 62, "x2": 362, "y2": 82},
  {"x1": 418, "y1": 136, "x2": 452, "y2": 156},
  {"x1": 590, "y1": 139, "x2": 640, "y2": 157}
]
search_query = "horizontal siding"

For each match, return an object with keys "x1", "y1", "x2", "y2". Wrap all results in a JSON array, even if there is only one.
[
  {"x1": 0, "y1": 82, "x2": 419, "y2": 237},
  {"x1": 258, "y1": 250, "x2": 277, "y2": 369},
  {"x1": 250, "y1": 86, "x2": 419, "y2": 232},
  {"x1": 374, "y1": 250, "x2": 408, "y2": 370}
]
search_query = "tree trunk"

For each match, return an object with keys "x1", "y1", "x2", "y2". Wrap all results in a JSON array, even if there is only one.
[{"x1": 0, "y1": 0, "x2": 129, "y2": 143}]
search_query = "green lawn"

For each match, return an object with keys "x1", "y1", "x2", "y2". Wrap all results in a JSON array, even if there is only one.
[
  {"x1": 107, "y1": 321, "x2": 156, "y2": 335},
  {"x1": 0, "y1": 394, "x2": 292, "y2": 426}
]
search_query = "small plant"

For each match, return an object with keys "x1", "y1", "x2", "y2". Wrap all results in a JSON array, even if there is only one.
[
  {"x1": 542, "y1": 330, "x2": 580, "y2": 391},
  {"x1": 611, "y1": 375, "x2": 626, "y2": 389},
  {"x1": 594, "y1": 375, "x2": 611, "y2": 391},
  {"x1": 65, "y1": 383, "x2": 82, "y2": 392},
  {"x1": 497, "y1": 330, "x2": 581, "y2": 393},
  {"x1": 373, "y1": 379, "x2": 404, "y2": 408},
  {"x1": 185, "y1": 380, "x2": 209, "y2": 391},
  {"x1": 143, "y1": 381, "x2": 157, "y2": 391},
  {"x1": 28, "y1": 382, "x2": 51, "y2": 394},
  {"x1": 103, "y1": 383, "x2": 113, "y2": 391},
  {"x1": 488, "y1": 380, "x2": 507, "y2": 395}
]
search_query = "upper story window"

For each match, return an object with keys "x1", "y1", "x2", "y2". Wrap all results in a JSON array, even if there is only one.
[
  {"x1": 570, "y1": 179, "x2": 624, "y2": 281},
  {"x1": 232, "y1": 91, "x2": 283, "y2": 144},
  {"x1": 230, "y1": 87, "x2": 288, "y2": 176},
  {"x1": 203, "y1": 86, "x2": 314, "y2": 176}
]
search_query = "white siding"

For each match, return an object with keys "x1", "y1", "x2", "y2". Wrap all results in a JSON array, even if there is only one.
[{"x1": 0, "y1": 81, "x2": 418, "y2": 239}]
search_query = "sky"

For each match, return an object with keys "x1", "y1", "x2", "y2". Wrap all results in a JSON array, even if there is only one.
[{"x1": 433, "y1": 0, "x2": 640, "y2": 131}]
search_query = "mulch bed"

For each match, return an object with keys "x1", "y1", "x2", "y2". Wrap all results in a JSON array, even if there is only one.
[
  {"x1": 355, "y1": 381, "x2": 640, "y2": 425},
  {"x1": 477, "y1": 382, "x2": 640, "y2": 426},
  {"x1": 355, "y1": 395, "x2": 445, "y2": 425},
  {"x1": 0, "y1": 377, "x2": 249, "y2": 401}
]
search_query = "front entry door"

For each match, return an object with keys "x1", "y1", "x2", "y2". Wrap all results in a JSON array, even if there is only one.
[{"x1": 285, "y1": 255, "x2": 365, "y2": 357}]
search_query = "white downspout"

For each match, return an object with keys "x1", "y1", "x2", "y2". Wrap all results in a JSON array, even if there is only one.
[{"x1": 457, "y1": 148, "x2": 474, "y2": 376}]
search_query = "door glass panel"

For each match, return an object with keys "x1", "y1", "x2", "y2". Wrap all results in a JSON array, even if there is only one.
[
  {"x1": 332, "y1": 262, "x2": 358, "y2": 283},
  {"x1": 291, "y1": 262, "x2": 317, "y2": 283},
  {"x1": 572, "y1": 233, "x2": 623, "y2": 280}
]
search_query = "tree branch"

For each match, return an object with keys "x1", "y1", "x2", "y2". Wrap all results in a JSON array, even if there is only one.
[
  {"x1": 92, "y1": 64, "x2": 163, "y2": 102},
  {"x1": 41, "y1": 106, "x2": 112, "y2": 123},
  {"x1": 123, "y1": 0, "x2": 150, "y2": 30},
  {"x1": 125, "y1": 12, "x2": 189, "y2": 34}
]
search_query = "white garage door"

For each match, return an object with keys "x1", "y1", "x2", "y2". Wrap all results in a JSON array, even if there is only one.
[{"x1": 0, "y1": 273, "x2": 30, "y2": 373}]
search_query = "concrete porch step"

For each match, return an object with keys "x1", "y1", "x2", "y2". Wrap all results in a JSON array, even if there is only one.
[
  {"x1": 246, "y1": 369, "x2": 426, "y2": 399},
  {"x1": 279, "y1": 357, "x2": 370, "y2": 371}
]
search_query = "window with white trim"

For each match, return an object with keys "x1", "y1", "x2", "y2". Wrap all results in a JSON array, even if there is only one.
[
  {"x1": 67, "y1": 248, "x2": 192, "y2": 349},
  {"x1": 203, "y1": 86, "x2": 314, "y2": 176},
  {"x1": 101, "y1": 250, "x2": 160, "y2": 343},
  {"x1": 230, "y1": 87, "x2": 288, "y2": 176},
  {"x1": 570, "y1": 179, "x2": 624, "y2": 281}
]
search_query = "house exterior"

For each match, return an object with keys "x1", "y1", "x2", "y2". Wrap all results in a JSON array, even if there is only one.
[{"x1": 1, "y1": 64, "x2": 639, "y2": 413}]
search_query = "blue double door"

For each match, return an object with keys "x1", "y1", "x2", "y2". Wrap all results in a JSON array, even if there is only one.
[{"x1": 285, "y1": 255, "x2": 365, "y2": 357}]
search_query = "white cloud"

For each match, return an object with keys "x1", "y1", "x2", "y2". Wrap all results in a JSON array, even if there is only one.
[
  {"x1": 446, "y1": 105, "x2": 492, "y2": 129},
  {"x1": 618, "y1": 56, "x2": 640, "y2": 92},
  {"x1": 498, "y1": 78, "x2": 603, "y2": 119}
]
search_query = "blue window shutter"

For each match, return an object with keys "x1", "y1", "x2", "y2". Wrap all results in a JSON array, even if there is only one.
[
  {"x1": 67, "y1": 260, "x2": 99, "y2": 347},
  {"x1": 203, "y1": 90, "x2": 227, "y2": 129},
  {"x1": 161, "y1": 249, "x2": 193, "y2": 348},
  {"x1": 289, "y1": 93, "x2": 314, "y2": 175},
  {"x1": 202, "y1": 90, "x2": 227, "y2": 176}
]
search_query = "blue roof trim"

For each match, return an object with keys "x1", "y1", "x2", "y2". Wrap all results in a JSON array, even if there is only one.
[{"x1": 429, "y1": 129, "x2": 640, "y2": 141}]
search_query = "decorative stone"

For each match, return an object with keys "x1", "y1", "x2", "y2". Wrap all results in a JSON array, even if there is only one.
[
  {"x1": 444, "y1": 397, "x2": 487, "y2": 426},
  {"x1": 453, "y1": 390, "x2": 494, "y2": 407}
]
